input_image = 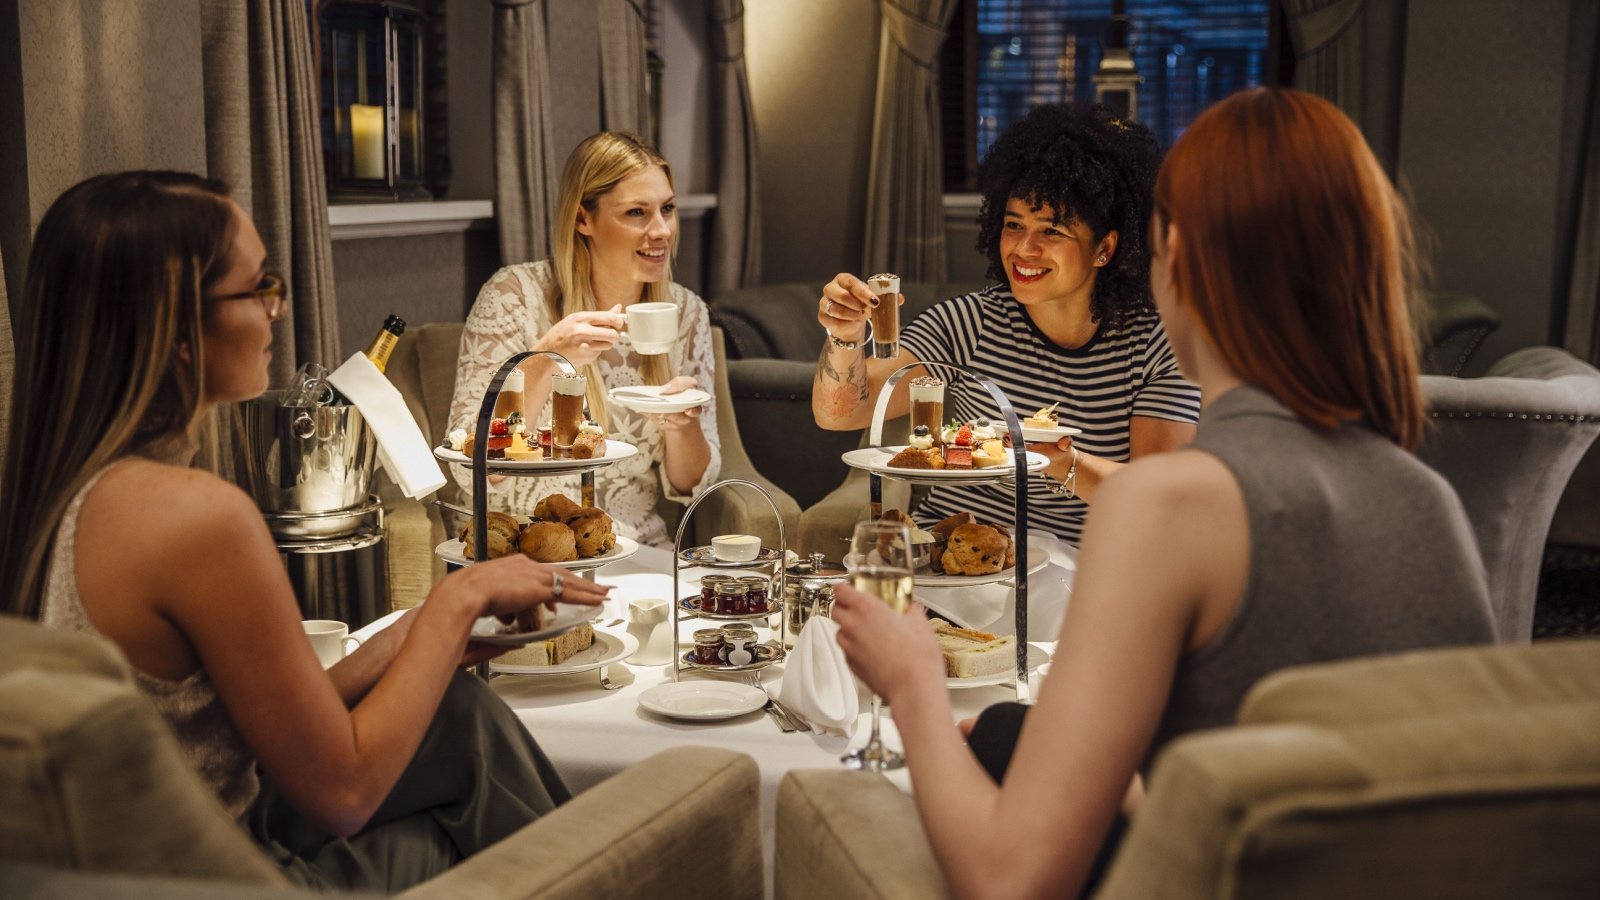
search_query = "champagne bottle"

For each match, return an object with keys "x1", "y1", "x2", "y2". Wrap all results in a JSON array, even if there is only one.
[{"x1": 364, "y1": 314, "x2": 406, "y2": 373}]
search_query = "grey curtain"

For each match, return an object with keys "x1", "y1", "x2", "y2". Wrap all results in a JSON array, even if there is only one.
[
  {"x1": 493, "y1": 0, "x2": 558, "y2": 266},
  {"x1": 0, "y1": 244, "x2": 11, "y2": 481},
  {"x1": 1280, "y1": 0, "x2": 1408, "y2": 170},
  {"x1": 863, "y1": 0, "x2": 960, "y2": 282},
  {"x1": 199, "y1": 0, "x2": 340, "y2": 383},
  {"x1": 1561, "y1": 24, "x2": 1600, "y2": 365},
  {"x1": 598, "y1": 0, "x2": 651, "y2": 137},
  {"x1": 707, "y1": 0, "x2": 761, "y2": 293}
]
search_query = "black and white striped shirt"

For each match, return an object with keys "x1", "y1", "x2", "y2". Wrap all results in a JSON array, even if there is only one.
[{"x1": 898, "y1": 285, "x2": 1201, "y2": 544}]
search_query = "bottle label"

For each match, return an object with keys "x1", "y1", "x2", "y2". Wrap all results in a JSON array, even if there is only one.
[{"x1": 365, "y1": 331, "x2": 400, "y2": 373}]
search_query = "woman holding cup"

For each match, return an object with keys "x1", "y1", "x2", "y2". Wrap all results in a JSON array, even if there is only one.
[
  {"x1": 449, "y1": 132, "x2": 719, "y2": 546},
  {"x1": 812, "y1": 105, "x2": 1200, "y2": 545}
]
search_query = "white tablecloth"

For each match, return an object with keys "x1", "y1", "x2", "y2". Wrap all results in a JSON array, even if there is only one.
[{"x1": 357, "y1": 540, "x2": 1075, "y2": 886}]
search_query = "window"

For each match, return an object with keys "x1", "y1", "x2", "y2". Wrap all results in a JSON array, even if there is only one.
[{"x1": 942, "y1": 0, "x2": 1277, "y2": 190}]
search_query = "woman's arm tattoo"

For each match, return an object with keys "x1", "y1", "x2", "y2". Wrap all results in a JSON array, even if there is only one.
[{"x1": 816, "y1": 344, "x2": 869, "y2": 419}]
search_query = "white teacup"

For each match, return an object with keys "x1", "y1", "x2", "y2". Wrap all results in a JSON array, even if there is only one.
[
  {"x1": 626, "y1": 302, "x2": 678, "y2": 355},
  {"x1": 303, "y1": 619, "x2": 362, "y2": 669}
]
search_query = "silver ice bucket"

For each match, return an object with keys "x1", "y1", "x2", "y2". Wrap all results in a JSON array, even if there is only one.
[{"x1": 233, "y1": 398, "x2": 378, "y2": 534}]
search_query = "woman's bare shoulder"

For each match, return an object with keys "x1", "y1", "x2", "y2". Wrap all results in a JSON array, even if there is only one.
[
  {"x1": 1097, "y1": 448, "x2": 1242, "y2": 537},
  {"x1": 90, "y1": 460, "x2": 268, "y2": 549}
]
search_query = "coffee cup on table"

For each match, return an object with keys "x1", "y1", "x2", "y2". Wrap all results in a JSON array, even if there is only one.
[
  {"x1": 625, "y1": 302, "x2": 678, "y2": 355},
  {"x1": 303, "y1": 619, "x2": 362, "y2": 669}
]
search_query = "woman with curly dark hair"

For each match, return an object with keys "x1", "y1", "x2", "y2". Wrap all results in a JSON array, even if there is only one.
[{"x1": 812, "y1": 103, "x2": 1199, "y2": 543}]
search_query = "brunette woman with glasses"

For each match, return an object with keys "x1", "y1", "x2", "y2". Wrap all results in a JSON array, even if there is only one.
[
  {"x1": 829, "y1": 90, "x2": 1497, "y2": 898},
  {"x1": 0, "y1": 171, "x2": 610, "y2": 890}
]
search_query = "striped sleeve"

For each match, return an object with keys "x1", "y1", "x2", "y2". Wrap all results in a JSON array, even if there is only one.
[
  {"x1": 900, "y1": 292, "x2": 984, "y2": 367},
  {"x1": 1132, "y1": 321, "x2": 1202, "y2": 423}
]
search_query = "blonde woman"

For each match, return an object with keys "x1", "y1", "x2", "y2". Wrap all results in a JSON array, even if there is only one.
[
  {"x1": 449, "y1": 132, "x2": 719, "y2": 547},
  {"x1": 0, "y1": 171, "x2": 609, "y2": 890}
]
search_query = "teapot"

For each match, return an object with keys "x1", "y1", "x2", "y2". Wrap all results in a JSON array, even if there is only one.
[{"x1": 782, "y1": 552, "x2": 849, "y2": 647}]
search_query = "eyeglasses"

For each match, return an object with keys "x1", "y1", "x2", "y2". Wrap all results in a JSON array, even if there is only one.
[{"x1": 210, "y1": 273, "x2": 287, "y2": 322}]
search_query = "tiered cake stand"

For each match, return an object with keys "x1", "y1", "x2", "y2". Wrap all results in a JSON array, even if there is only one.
[
  {"x1": 847, "y1": 362, "x2": 1042, "y2": 703},
  {"x1": 668, "y1": 479, "x2": 789, "y2": 682}
]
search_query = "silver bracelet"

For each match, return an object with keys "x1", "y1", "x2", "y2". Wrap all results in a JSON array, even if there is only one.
[
  {"x1": 1047, "y1": 448, "x2": 1079, "y2": 497},
  {"x1": 826, "y1": 331, "x2": 859, "y2": 351}
]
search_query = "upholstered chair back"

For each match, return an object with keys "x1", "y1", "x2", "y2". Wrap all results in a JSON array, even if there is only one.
[{"x1": 1418, "y1": 347, "x2": 1600, "y2": 640}]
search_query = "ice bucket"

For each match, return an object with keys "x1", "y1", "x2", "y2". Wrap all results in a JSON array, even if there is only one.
[{"x1": 233, "y1": 397, "x2": 378, "y2": 522}]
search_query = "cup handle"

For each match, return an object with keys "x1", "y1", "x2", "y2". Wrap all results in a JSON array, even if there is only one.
[{"x1": 343, "y1": 634, "x2": 363, "y2": 655}]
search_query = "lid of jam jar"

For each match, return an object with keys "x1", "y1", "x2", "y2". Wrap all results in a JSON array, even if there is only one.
[
  {"x1": 714, "y1": 581, "x2": 746, "y2": 596},
  {"x1": 693, "y1": 629, "x2": 726, "y2": 643}
]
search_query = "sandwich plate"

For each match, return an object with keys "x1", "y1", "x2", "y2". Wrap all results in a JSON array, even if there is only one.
[
  {"x1": 948, "y1": 642, "x2": 1051, "y2": 689},
  {"x1": 637, "y1": 681, "x2": 767, "y2": 721},
  {"x1": 434, "y1": 439, "x2": 638, "y2": 473},
  {"x1": 434, "y1": 535, "x2": 640, "y2": 570},
  {"x1": 489, "y1": 629, "x2": 637, "y2": 675},
  {"x1": 842, "y1": 447, "x2": 1049, "y2": 481},
  {"x1": 468, "y1": 603, "x2": 604, "y2": 646},
  {"x1": 607, "y1": 385, "x2": 713, "y2": 415},
  {"x1": 1019, "y1": 424, "x2": 1083, "y2": 444}
]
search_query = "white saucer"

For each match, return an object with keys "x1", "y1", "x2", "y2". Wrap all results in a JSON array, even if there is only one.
[
  {"x1": 436, "y1": 535, "x2": 640, "y2": 570},
  {"x1": 1019, "y1": 424, "x2": 1083, "y2": 444},
  {"x1": 489, "y1": 630, "x2": 637, "y2": 675},
  {"x1": 637, "y1": 681, "x2": 766, "y2": 721},
  {"x1": 608, "y1": 385, "x2": 713, "y2": 415},
  {"x1": 468, "y1": 604, "x2": 603, "y2": 646}
]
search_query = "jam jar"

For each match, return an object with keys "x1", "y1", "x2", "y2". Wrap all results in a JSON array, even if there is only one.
[
  {"x1": 699, "y1": 574, "x2": 735, "y2": 613},
  {"x1": 736, "y1": 575, "x2": 770, "y2": 614},
  {"x1": 692, "y1": 629, "x2": 726, "y2": 665},
  {"x1": 715, "y1": 580, "x2": 748, "y2": 616}
]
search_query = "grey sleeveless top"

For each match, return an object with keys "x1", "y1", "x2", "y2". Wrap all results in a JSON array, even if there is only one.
[
  {"x1": 39, "y1": 463, "x2": 261, "y2": 818},
  {"x1": 1150, "y1": 385, "x2": 1495, "y2": 761}
]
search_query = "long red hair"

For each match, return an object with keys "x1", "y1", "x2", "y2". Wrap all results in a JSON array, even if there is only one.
[{"x1": 1155, "y1": 88, "x2": 1424, "y2": 449}]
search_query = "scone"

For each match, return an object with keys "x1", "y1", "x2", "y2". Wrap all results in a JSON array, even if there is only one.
[
  {"x1": 940, "y1": 522, "x2": 1011, "y2": 576},
  {"x1": 519, "y1": 521, "x2": 578, "y2": 563},
  {"x1": 460, "y1": 510, "x2": 521, "y2": 560},
  {"x1": 534, "y1": 493, "x2": 584, "y2": 522},
  {"x1": 930, "y1": 511, "x2": 975, "y2": 538},
  {"x1": 566, "y1": 507, "x2": 617, "y2": 558}
]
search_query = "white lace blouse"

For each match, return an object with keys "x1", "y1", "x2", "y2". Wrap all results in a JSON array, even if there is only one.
[{"x1": 447, "y1": 261, "x2": 721, "y2": 548}]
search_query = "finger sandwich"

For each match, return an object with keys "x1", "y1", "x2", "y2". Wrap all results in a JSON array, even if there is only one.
[{"x1": 928, "y1": 618, "x2": 1015, "y2": 679}]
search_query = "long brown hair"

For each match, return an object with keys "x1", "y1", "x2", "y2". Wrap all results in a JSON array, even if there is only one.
[
  {"x1": 0, "y1": 171, "x2": 235, "y2": 619},
  {"x1": 1155, "y1": 88, "x2": 1425, "y2": 449},
  {"x1": 550, "y1": 131, "x2": 676, "y2": 427}
]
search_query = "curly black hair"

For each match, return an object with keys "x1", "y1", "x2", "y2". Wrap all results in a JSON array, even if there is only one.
[{"x1": 975, "y1": 103, "x2": 1162, "y2": 334}]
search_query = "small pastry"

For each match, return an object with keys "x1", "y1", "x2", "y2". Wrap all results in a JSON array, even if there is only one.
[
  {"x1": 1022, "y1": 402, "x2": 1060, "y2": 430},
  {"x1": 570, "y1": 426, "x2": 606, "y2": 459},
  {"x1": 502, "y1": 433, "x2": 542, "y2": 461},
  {"x1": 971, "y1": 439, "x2": 1008, "y2": 468},
  {"x1": 943, "y1": 424, "x2": 975, "y2": 469},
  {"x1": 566, "y1": 508, "x2": 617, "y2": 558},
  {"x1": 460, "y1": 511, "x2": 521, "y2": 560},
  {"x1": 534, "y1": 493, "x2": 584, "y2": 522},
  {"x1": 888, "y1": 445, "x2": 945, "y2": 469},
  {"x1": 519, "y1": 521, "x2": 578, "y2": 563},
  {"x1": 941, "y1": 523, "x2": 1011, "y2": 576}
]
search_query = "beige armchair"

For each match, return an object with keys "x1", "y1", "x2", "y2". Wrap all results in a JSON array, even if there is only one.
[
  {"x1": 0, "y1": 613, "x2": 762, "y2": 899},
  {"x1": 378, "y1": 323, "x2": 800, "y2": 612},
  {"x1": 775, "y1": 639, "x2": 1600, "y2": 899}
]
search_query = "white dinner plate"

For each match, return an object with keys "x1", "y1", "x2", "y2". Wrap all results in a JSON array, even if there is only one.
[
  {"x1": 637, "y1": 681, "x2": 767, "y2": 721},
  {"x1": 468, "y1": 603, "x2": 604, "y2": 646},
  {"x1": 489, "y1": 629, "x2": 638, "y2": 675},
  {"x1": 1019, "y1": 424, "x2": 1083, "y2": 444},
  {"x1": 948, "y1": 642, "x2": 1051, "y2": 689},
  {"x1": 435, "y1": 535, "x2": 640, "y2": 570},
  {"x1": 434, "y1": 439, "x2": 638, "y2": 474},
  {"x1": 842, "y1": 446, "x2": 1049, "y2": 481},
  {"x1": 607, "y1": 385, "x2": 713, "y2": 415}
]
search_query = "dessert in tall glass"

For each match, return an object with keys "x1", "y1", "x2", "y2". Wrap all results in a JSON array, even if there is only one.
[
  {"x1": 550, "y1": 372, "x2": 587, "y2": 459},
  {"x1": 908, "y1": 375, "x2": 945, "y2": 443},
  {"x1": 867, "y1": 272, "x2": 900, "y2": 359},
  {"x1": 492, "y1": 367, "x2": 525, "y2": 420}
]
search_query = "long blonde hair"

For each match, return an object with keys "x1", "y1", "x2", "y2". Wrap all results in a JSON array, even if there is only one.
[
  {"x1": 0, "y1": 171, "x2": 234, "y2": 619},
  {"x1": 550, "y1": 131, "x2": 677, "y2": 429}
]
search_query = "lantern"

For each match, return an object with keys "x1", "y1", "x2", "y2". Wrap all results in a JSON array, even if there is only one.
[
  {"x1": 1093, "y1": 0, "x2": 1142, "y2": 121},
  {"x1": 316, "y1": 0, "x2": 430, "y2": 200}
]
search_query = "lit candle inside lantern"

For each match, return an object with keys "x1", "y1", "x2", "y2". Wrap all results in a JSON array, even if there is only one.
[{"x1": 350, "y1": 104, "x2": 384, "y2": 180}]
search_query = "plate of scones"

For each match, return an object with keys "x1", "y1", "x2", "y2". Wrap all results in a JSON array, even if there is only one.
[{"x1": 435, "y1": 493, "x2": 639, "y2": 571}]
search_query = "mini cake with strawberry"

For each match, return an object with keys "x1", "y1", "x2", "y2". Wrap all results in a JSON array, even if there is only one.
[{"x1": 457, "y1": 412, "x2": 533, "y2": 460}]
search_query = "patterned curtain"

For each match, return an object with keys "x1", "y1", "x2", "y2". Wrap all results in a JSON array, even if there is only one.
[
  {"x1": 199, "y1": 0, "x2": 340, "y2": 382},
  {"x1": 1560, "y1": 18, "x2": 1600, "y2": 365},
  {"x1": 707, "y1": 0, "x2": 762, "y2": 293},
  {"x1": 493, "y1": 0, "x2": 558, "y2": 265},
  {"x1": 863, "y1": 0, "x2": 961, "y2": 282},
  {"x1": 598, "y1": 0, "x2": 651, "y2": 137}
]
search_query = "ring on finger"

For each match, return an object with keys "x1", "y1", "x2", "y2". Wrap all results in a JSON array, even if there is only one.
[
  {"x1": 824, "y1": 299, "x2": 835, "y2": 316},
  {"x1": 551, "y1": 570, "x2": 565, "y2": 600}
]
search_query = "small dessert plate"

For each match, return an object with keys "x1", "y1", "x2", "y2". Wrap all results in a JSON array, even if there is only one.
[
  {"x1": 468, "y1": 604, "x2": 604, "y2": 646},
  {"x1": 638, "y1": 681, "x2": 766, "y2": 721},
  {"x1": 1019, "y1": 424, "x2": 1084, "y2": 444},
  {"x1": 607, "y1": 385, "x2": 713, "y2": 415}
]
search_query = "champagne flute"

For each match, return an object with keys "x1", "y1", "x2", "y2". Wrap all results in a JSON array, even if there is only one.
[{"x1": 842, "y1": 520, "x2": 915, "y2": 771}]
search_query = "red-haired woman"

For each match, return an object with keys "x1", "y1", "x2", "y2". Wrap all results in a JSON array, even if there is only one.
[{"x1": 830, "y1": 88, "x2": 1497, "y2": 898}]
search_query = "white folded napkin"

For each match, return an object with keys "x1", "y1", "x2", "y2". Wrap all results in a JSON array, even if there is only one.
[
  {"x1": 779, "y1": 616, "x2": 859, "y2": 736},
  {"x1": 327, "y1": 352, "x2": 446, "y2": 499}
]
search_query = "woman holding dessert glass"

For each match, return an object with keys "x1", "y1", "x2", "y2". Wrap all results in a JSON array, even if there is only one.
[
  {"x1": 830, "y1": 89, "x2": 1496, "y2": 898},
  {"x1": 812, "y1": 104, "x2": 1201, "y2": 544},
  {"x1": 0, "y1": 171, "x2": 611, "y2": 891},
  {"x1": 448, "y1": 132, "x2": 719, "y2": 548}
]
